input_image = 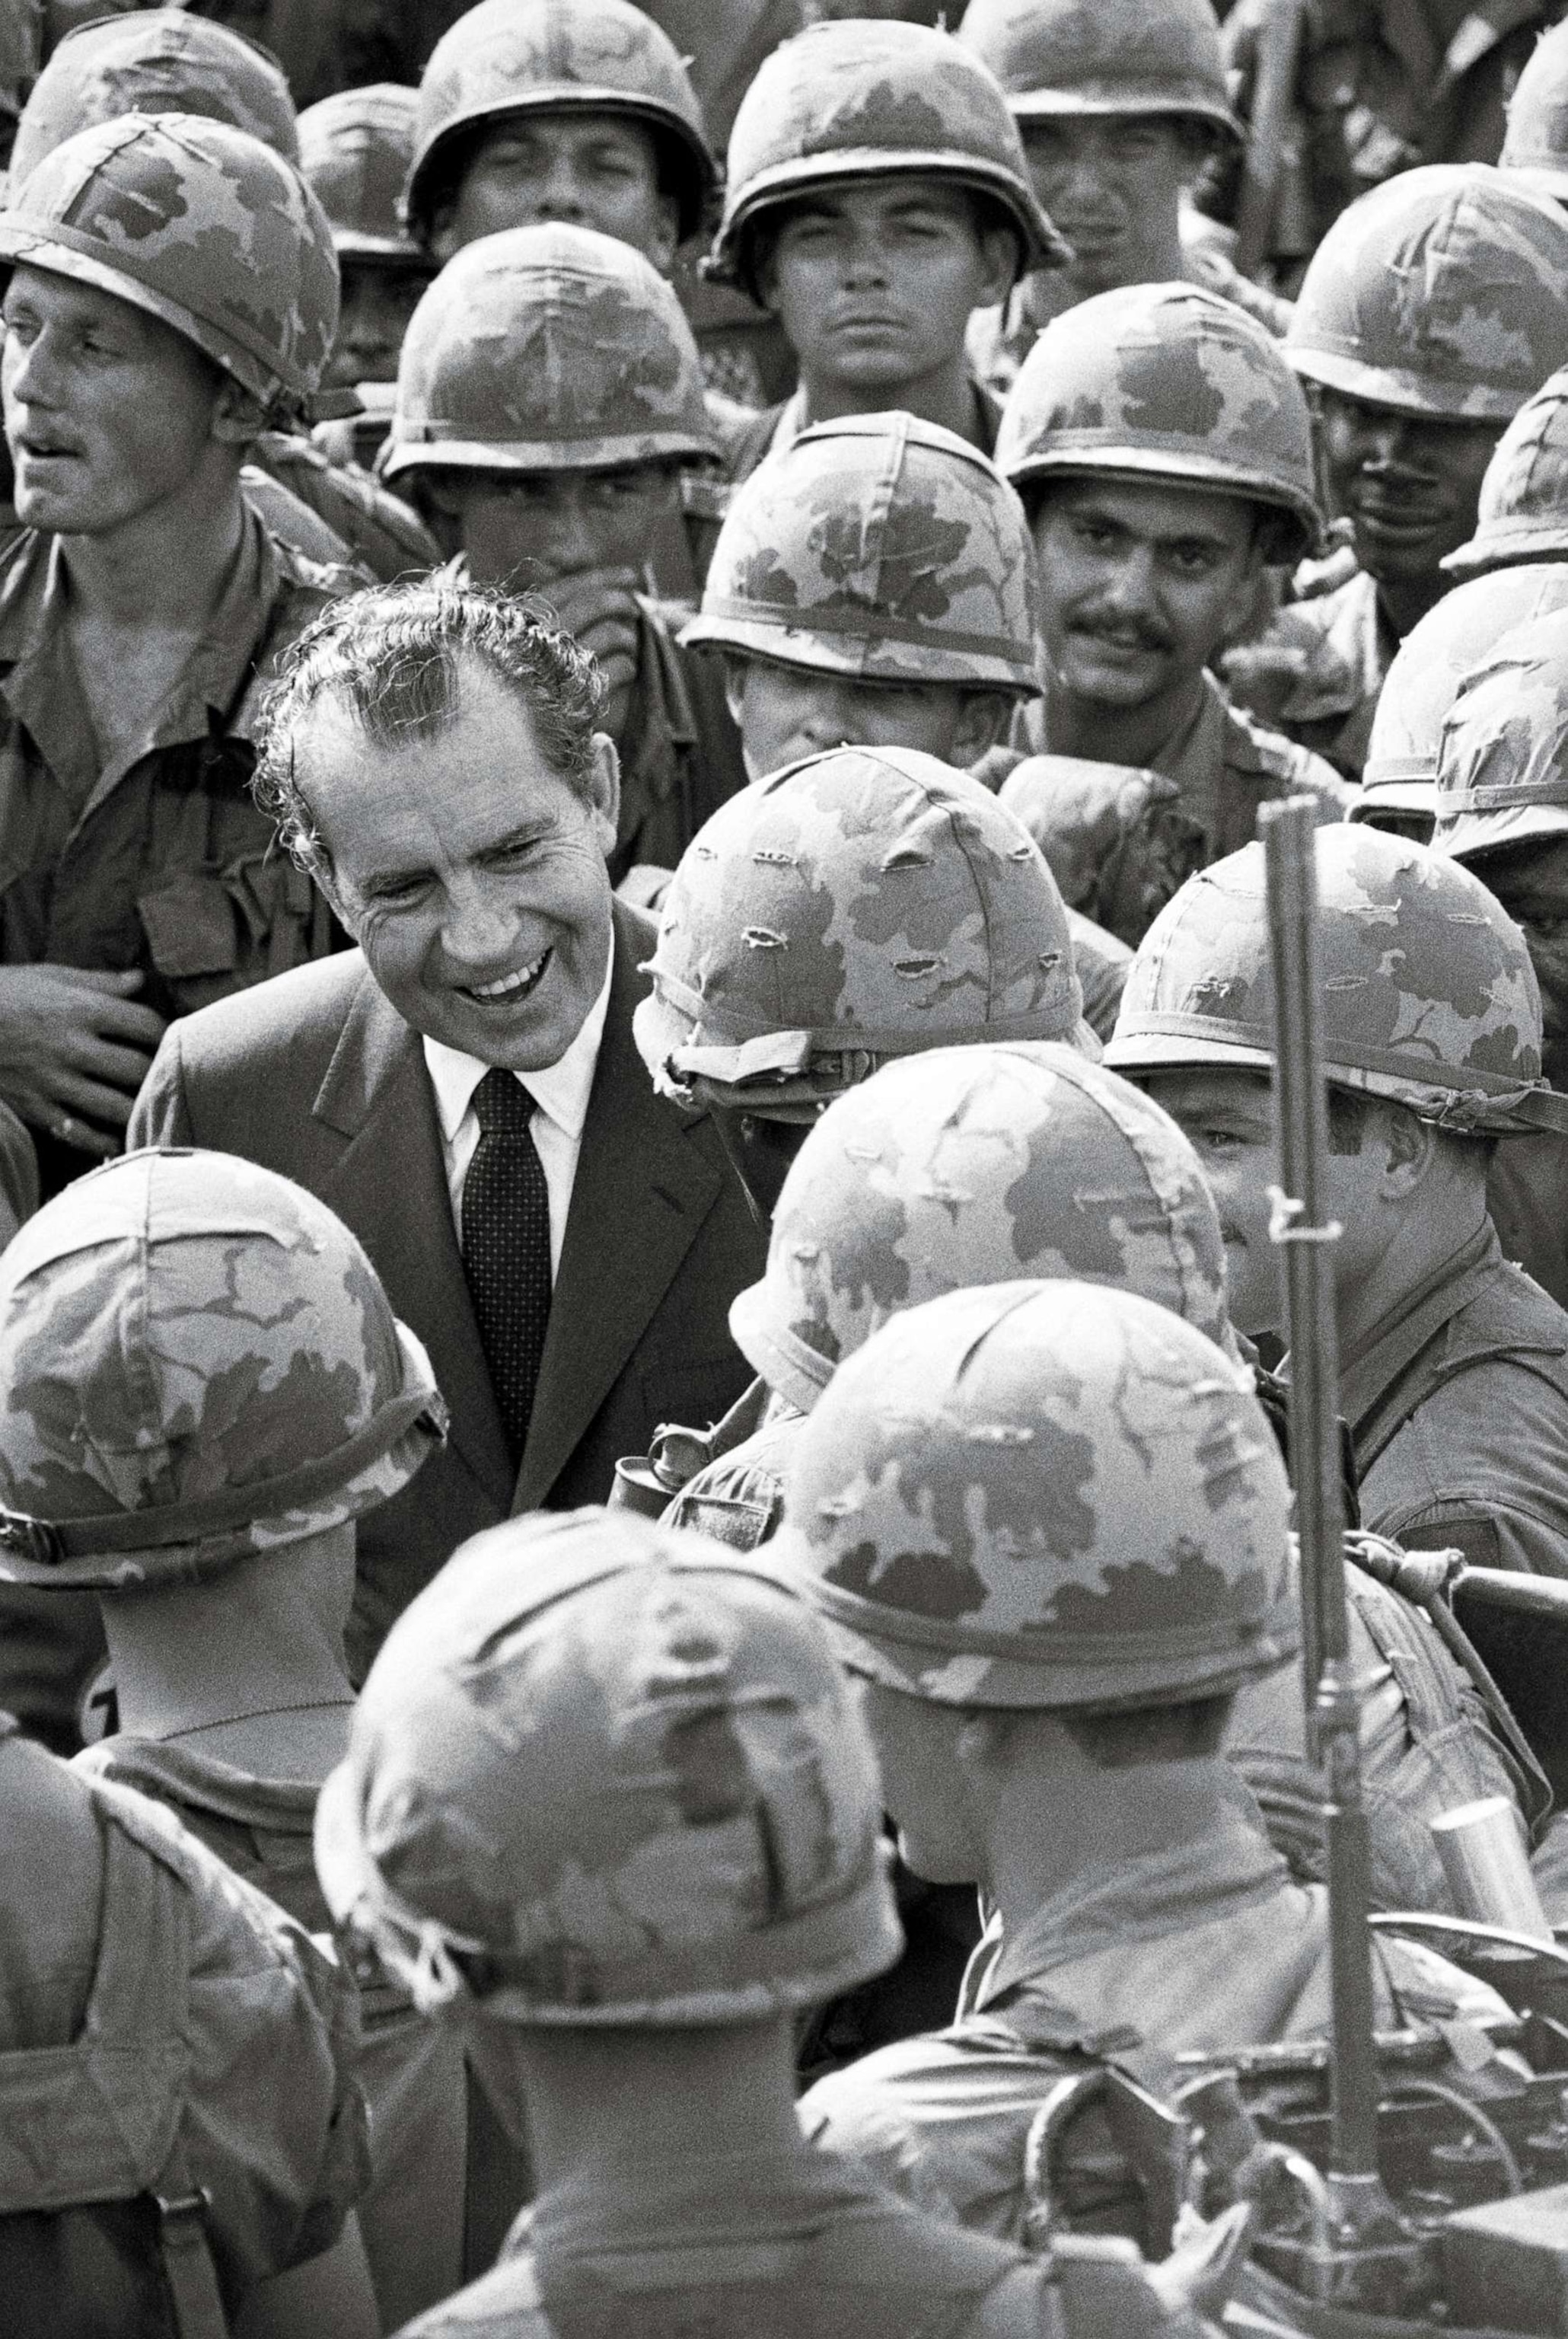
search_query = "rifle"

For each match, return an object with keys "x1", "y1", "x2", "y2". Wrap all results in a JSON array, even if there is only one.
[
  {"x1": 1233, "y1": 0, "x2": 1308, "y2": 280},
  {"x1": 1258, "y1": 799, "x2": 1427, "y2": 2310}
]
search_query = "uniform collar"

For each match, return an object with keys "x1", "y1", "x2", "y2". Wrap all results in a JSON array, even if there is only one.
[
  {"x1": 1332, "y1": 1221, "x2": 1501, "y2": 1437},
  {"x1": 422, "y1": 943, "x2": 614, "y2": 1148}
]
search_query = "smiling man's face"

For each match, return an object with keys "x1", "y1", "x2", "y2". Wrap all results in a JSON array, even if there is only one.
[{"x1": 298, "y1": 660, "x2": 617, "y2": 1070}]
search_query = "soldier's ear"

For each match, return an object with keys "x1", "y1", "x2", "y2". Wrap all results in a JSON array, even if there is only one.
[
  {"x1": 647, "y1": 190, "x2": 681, "y2": 276},
  {"x1": 974, "y1": 218, "x2": 1023, "y2": 310},
  {"x1": 1377, "y1": 1103, "x2": 1436, "y2": 1197},
  {"x1": 210, "y1": 376, "x2": 269, "y2": 446},
  {"x1": 953, "y1": 691, "x2": 1012, "y2": 766}
]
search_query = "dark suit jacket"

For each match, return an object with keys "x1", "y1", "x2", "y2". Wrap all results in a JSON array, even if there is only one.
[{"x1": 129, "y1": 900, "x2": 765, "y2": 1677}]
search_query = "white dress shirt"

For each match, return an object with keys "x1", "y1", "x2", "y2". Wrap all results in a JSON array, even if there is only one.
[{"x1": 422, "y1": 957, "x2": 613, "y2": 1281}]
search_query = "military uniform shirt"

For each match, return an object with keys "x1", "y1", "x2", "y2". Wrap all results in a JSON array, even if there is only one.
[
  {"x1": 0, "y1": 506, "x2": 345, "y2": 1023},
  {"x1": 800, "y1": 1810, "x2": 1509, "y2": 2248},
  {"x1": 1334, "y1": 1219, "x2": 1568, "y2": 1578},
  {"x1": 394, "y1": 2140, "x2": 1078, "y2": 2339},
  {"x1": 610, "y1": 601, "x2": 748, "y2": 889}
]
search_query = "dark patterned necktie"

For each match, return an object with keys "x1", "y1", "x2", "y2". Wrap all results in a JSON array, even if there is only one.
[{"x1": 461, "y1": 1068, "x2": 553, "y2": 1464}]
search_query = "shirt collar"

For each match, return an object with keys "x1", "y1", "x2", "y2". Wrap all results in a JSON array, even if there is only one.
[{"x1": 422, "y1": 943, "x2": 614, "y2": 1147}]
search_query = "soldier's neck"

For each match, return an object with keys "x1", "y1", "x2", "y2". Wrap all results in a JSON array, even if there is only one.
[
  {"x1": 797, "y1": 350, "x2": 988, "y2": 449},
  {"x1": 1334, "y1": 1185, "x2": 1492, "y2": 1367},
  {"x1": 56, "y1": 452, "x2": 248, "y2": 632},
  {"x1": 508, "y1": 2015, "x2": 808, "y2": 2199},
  {"x1": 986, "y1": 1737, "x2": 1248, "y2": 1932},
  {"x1": 1041, "y1": 667, "x2": 1206, "y2": 771},
  {"x1": 1372, "y1": 567, "x2": 1447, "y2": 646},
  {"x1": 95, "y1": 1525, "x2": 355, "y2": 1782}
]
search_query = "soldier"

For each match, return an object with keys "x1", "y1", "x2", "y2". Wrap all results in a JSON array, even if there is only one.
[
  {"x1": 1106, "y1": 823, "x2": 1568, "y2": 1578},
  {"x1": 675, "y1": 407, "x2": 1130, "y2": 1029},
  {"x1": 0, "y1": 113, "x2": 351, "y2": 1195},
  {"x1": 781, "y1": 1280, "x2": 1509, "y2": 2243},
  {"x1": 381, "y1": 223, "x2": 746, "y2": 889},
  {"x1": 707, "y1": 17, "x2": 1068, "y2": 483},
  {"x1": 958, "y1": 0, "x2": 1288, "y2": 400},
  {"x1": 1432, "y1": 606, "x2": 1568, "y2": 1319},
  {"x1": 299, "y1": 84, "x2": 434, "y2": 470},
  {"x1": 1, "y1": 1722, "x2": 374, "y2": 2334},
  {"x1": 5, "y1": 7, "x2": 443, "y2": 586},
  {"x1": 0, "y1": 1145, "x2": 464, "y2": 2328},
  {"x1": 992, "y1": 279, "x2": 1351, "y2": 949},
  {"x1": 1226, "y1": 167, "x2": 1568, "y2": 779},
  {"x1": 1442, "y1": 367, "x2": 1568, "y2": 586},
  {"x1": 634, "y1": 742, "x2": 1089, "y2": 1230},
  {"x1": 1499, "y1": 14, "x2": 1568, "y2": 209},
  {"x1": 664, "y1": 1041, "x2": 1538, "y2": 1919},
  {"x1": 316, "y1": 1504, "x2": 1238, "y2": 2338},
  {"x1": 1353, "y1": 562, "x2": 1568, "y2": 843}
]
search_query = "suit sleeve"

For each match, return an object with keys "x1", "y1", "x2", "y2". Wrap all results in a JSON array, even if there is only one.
[{"x1": 129, "y1": 1023, "x2": 196, "y2": 1150}]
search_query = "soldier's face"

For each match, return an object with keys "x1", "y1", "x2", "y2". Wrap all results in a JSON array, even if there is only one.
[
  {"x1": 1316, "y1": 389, "x2": 1502, "y2": 592},
  {"x1": 1032, "y1": 478, "x2": 1264, "y2": 714},
  {"x1": 1019, "y1": 116, "x2": 1193, "y2": 295},
  {"x1": 757, "y1": 181, "x2": 1018, "y2": 397},
  {"x1": 2, "y1": 267, "x2": 229, "y2": 536},
  {"x1": 432, "y1": 111, "x2": 680, "y2": 270},
  {"x1": 724, "y1": 658, "x2": 1008, "y2": 782},
  {"x1": 1467, "y1": 836, "x2": 1568, "y2": 1088},
  {"x1": 1141, "y1": 1071, "x2": 1286, "y2": 1335},
  {"x1": 325, "y1": 260, "x2": 429, "y2": 390},
  {"x1": 429, "y1": 464, "x2": 681, "y2": 589},
  {"x1": 294, "y1": 662, "x2": 619, "y2": 1071}
]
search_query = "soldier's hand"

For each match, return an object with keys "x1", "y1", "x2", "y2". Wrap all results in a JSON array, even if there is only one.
[
  {"x1": 543, "y1": 566, "x2": 642, "y2": 739},
  {"x1": 0, "y1": 965, "x2": 167, "y2": 1154}
]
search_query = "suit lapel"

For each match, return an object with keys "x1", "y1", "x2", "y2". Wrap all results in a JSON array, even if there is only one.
[
  {"x1": 515, "y1": 900, "x2": 724, "y2": 1511},
  {"x1": 313, "y1": 968, "x2": 515, "y2": 1510}
]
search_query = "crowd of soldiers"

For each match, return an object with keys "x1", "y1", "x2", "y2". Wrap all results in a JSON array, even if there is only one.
[{"x1": 11, "y1": 1, "x2": 1568, "y2": 2334}]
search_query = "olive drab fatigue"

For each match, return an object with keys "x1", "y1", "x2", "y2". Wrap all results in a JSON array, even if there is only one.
[
  {"x1": 610, "y1": 602, "x2": 747, "y2": 892},
  {"x1": 1334, "y1": 1221, "x2": 1568, "y2": 1579},
  {"x1": 798, "y1": 1814, "x2": 1511, "y2": 2251},
  {"x1": 0, "y1": 509, "x2": 346, "y2": 1026},
  {"x1": 75, "y1": 1734, "x2": 468, "y2": 2333}
]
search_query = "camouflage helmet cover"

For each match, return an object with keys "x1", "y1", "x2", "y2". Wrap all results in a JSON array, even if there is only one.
[
  {"x1": 298, "y1": 83, "x2": 428, "y2": 264},
  {"x1": 706, "y1": 18, "x2": 1069, "y2": 291},
  {"x1": 996, "y1": 280, "x2": 1322, "y2": 557},
  {"x1": 958, "y1": 0, "x2": 1239, "y2": 141},
  {"x1": 1443, "y1": 369, "x2": 1568, "y2": 578},
  {"x1": 681, "y1": 410, "x2": 1042, "y2": 695},
  {"x1": 0, "y1": 113, "x2": 339, "y2": 416},
  {"x1": 314, "y1": 1508, "x2": 902, "y2": 2025},
  {"x1": 384, "y1": 222, "x2": 716, "y2": 480},
  {"x1": 773, "y1": 1280, "x2": 1296, "y2": 1709},
  {"x1": 9, "y1": 7, "x2": 301, "y2": 186},
  {"x1": 1359, "y1": 563, "x2": 1568, "y2": 819},
  {"x1": 406, "y1": 0, "x2": 715, "y2": 247},
  {"x1": 1500, "y1": 18, "x2": 1568, "y2": 203},
  {"x1": 1286, "y1": 165, "x2": 1568, "y2": 423},
  {"x1": 1433, "y1": 605, "x2": 1568, "y2": 862},
  {"x1": 0, "y1": 1149, "x2": 446, "y2": 1593},
  {"x1": 730, "y1": 1040, "x2": 1233, "y2": 1418},
  {"x1": 1105, "y1": 825, "x2": 1568, "y2": 1135},
  {"x1": 633, "y1": 745, "x2": 1087, "y2": 1112}
]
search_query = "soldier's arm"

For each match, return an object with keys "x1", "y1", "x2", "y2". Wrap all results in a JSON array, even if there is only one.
[
  {"x1": 1388, "y1": 1504, "x2": 1563, "y2": 1578},
  {"x1": 128, "y1": 1020, "x2": 196, "y2": 1150}
]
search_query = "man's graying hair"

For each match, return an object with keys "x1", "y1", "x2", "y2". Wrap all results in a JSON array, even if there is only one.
[{"x1": 253, "y1": 581, "x2": 607, "y2": 879}]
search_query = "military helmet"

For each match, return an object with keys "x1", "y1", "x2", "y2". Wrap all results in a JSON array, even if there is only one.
[
  {"x1": 774, "y1": 1280, "x2": 1296, "y2": 1709},
  {"x1": 1357, "y1": 565, "x2": 1568, "y2": 828},
  {"x1": 731, "y1": 1041, "x2": 1232, "y2": 1418},
  {"x1": 0, "y1": 113, "x2": 339, "y2": 418},
  {"x1": 706, "y1": 18, "x2": 1069, "y2": 294},
  {"x1": 634, "y1": 745, "x2": 1086, "y2": 1113},
  {"x1": 0, "y1": 1150, "x2": 446, "y2": 1593},
  {"x1": 1105, "y1": 825, "x2": 1568, "y2": 1135},
  {"x1": 8, "y1": 8, "x2": 300, "y2": 187},
  {"x1": 383, "y1": 222, "x2": 715, "y2": 483},
  {"x1": 958, "y1": 0, "x2": 1238, "y2": 142},
  {"x1": 995, "y1": 281, "x2": 1322, "y2": 557},
  {"x1": 681, "y1": 410, "x2": 1041, "y2": 696},
  {"x1": 1433, "y1": 606, "x2": 1568, "y2": 863},
  {"x1": 1443, "y1": 369, "x2": 1568, "y2": 579},
  {"x1": 406, "y1": 0, "x2": 715, "y2": 249},
  {"x1": 298, "y1": 84, "x2": 428, "y2": 266},
  {"x1": 1500, "y1": 19, "x2": 1568, "y2": 203},
  {"x1": 1286, "y1": 165, "x2": 1568, "y2": 423},
  {"x1": 314, "y1": 1508, "x2": 902, "y2": 2024}
]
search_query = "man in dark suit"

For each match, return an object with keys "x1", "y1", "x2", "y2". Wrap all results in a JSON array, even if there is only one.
[{"x1": 125, "y1": 579, "x2": 764, "y2": 1686}]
